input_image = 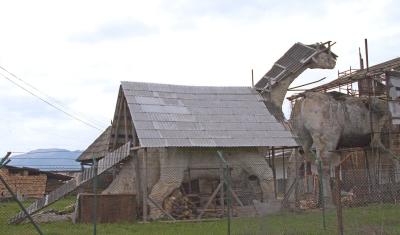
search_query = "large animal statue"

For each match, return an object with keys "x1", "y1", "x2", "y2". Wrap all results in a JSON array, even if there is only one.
[
  {"x1": 290, "y1": 91, "x2": 389, "y2": 204},
  {"x1": 254, "y1": 41, "x2": 338, "y2": 204}
]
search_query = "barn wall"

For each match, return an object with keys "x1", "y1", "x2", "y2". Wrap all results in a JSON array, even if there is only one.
[
  {"x1": 104, "y1": 146, "x2": 273, "y2": 208},
  {"x1": 0, "y1": 168, "x2": 47, "y2": 198}
]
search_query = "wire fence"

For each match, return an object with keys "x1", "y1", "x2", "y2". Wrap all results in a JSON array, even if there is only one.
[
  {"x1": 334, "y1": 166, "x2": 400, "y2": 235},
  {"x1": 1, "y1": 148, "x2": 400, "y2": 235}
]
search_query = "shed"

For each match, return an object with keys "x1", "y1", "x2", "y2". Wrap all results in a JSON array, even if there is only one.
[{"x1": 0, "y1": 166, "x2": 72, "y2": 199}]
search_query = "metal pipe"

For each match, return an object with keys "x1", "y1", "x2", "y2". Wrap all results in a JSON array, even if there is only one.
[
  {"x1": 365, "y1": 39, "x2": 369, "y2": 72},
  {"x1": 251, "y1": 69, "x2": 254, "y2": 88},
  {"x1": 287, "y1": 77, "x2": 327, "y2": 90}
]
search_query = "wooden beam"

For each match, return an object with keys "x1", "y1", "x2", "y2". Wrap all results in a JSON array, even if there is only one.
[
  {"x1": 228, "y1": 187, "x2": 244, "y2": 207},
  {"x1": 197, "y1": 183, "x2": 223, "y2": 220},
  {"x1": 123, "y1": 99, "x2": 128, "y2": 142},
  {"x1": 272, "y1": 147, "x2": 277, "y2": 199},
  {"x1": 147, "y1": 197, "x2": 176, "y2": 221},
  {"x1": 112, "y1": 93, "x2": 124, "y2": 149},
  {"x1": 141, "y1": 148, "x2": 148, "y2": 222}
]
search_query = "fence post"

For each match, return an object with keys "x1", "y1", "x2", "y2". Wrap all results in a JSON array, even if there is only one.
[
  {"x1": 335, "y1": 166, "x2": 344, "y2": 235},
  {"x1": 217, "y1": 150, "x2": 231, "y2": 235},
  {"x1": 318, "y1": 160, "x2": 326, "y2": 230},
  {"x1": 225, "y1": 165, "x2": 232, "y2": 235},
  {"x1": 92, "y1": 155, "x2": 98, "y2": 235}
]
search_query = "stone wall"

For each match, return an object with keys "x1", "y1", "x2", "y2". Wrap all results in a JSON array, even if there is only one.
[{"x1": 0, "y1": 168, "x2": 47, "y2": 198}]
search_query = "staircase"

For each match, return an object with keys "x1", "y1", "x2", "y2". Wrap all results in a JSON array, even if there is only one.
[{"x1": 9, "y1": 142, "x2": 131, "y2": 224}]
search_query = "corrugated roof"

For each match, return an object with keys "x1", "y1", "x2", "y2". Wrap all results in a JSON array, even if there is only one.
[
  {"x1": 121, "y1": 82, "x2": 297, "y2": 148},
  {"x1": 255, "y1": 42, "x2": 318, "y2": 90},
  {"x1": 76, "y1": 126, "x2": 111, "y2": 162}
]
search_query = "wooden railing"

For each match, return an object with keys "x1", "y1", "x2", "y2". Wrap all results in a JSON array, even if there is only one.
[{"x1": 9, "y1": 142, "x2": 131, "y2": 224}]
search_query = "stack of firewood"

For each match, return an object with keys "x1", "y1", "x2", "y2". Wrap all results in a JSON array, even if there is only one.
[
  {"x1": 164, "y1": 189, "x2": 196, "y2": 219},
  {"x1": 299, "y1": 199, "x2": 318, "y2": 209},
  {"x1": 341, "y1": 189, "x2": 355, "y2": 207}
]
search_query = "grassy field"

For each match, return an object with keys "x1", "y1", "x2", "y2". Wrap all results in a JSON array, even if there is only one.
[{"x1": 1, "y1": 198, "x2": 400, "y2": 235}]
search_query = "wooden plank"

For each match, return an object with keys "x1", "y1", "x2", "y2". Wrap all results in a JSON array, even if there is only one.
[
  {"x1": 229, "y1": 188, "x2": 244, "y2": 207},
  {"x1": 197, "y1": 183, "x2": 223, "y2": 220},
  {"x1": 140, "y1": 148, "x2": 148, "y2": 222},
  {"x1": 123, "y1": 99, "x2": 129, "y2": 142},
  {"x1": 112, "y1": 95, "x2": 124, "y2": 149},
  {"x1": 77, "y1": 194, "x2": 136, "y2": 223},
  {"x1": 147, "y1": 197, "x2": 176, "y2": 221}
]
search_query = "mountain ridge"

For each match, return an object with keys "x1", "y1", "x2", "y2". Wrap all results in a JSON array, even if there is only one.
[{"x1": 8, "y1": 148, "x2": 83, "y2": 171}]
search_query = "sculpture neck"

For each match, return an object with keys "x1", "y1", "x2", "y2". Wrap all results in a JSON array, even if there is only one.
[{"x1": 261, "y1": 66, "x2": 308, "y2": 120}]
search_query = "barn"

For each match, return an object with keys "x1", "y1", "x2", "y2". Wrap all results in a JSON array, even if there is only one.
[{"x1": 99, "y1": 81, "x2": 298, "y2": 220}]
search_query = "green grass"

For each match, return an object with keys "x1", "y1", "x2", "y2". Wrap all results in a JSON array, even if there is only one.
[{"x1": 1, "y1": 198, "x2": 400, "y2": 235}]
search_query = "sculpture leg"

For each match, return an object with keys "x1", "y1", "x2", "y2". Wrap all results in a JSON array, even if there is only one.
[
  {"x1": 148, "y1": 149, "x2": 187, "y2": 220},
  {"x1": 313, "y1": 134, "x2": 340, "y2": 207},
  {"x1": 286, "y1": 149, "x2": 302, "y2": 207},
  {"x1": 245, "y1": 155, "x2": 274, "y2": 202}
]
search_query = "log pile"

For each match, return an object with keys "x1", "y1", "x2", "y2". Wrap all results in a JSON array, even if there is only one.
[{"x1": 164, "y1": 189, "x2": 196, "y2": 219}]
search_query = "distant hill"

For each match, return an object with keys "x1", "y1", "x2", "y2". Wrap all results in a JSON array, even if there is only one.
[{"x1": 8, "y1": 148, "x2": 82, "y2": 171}]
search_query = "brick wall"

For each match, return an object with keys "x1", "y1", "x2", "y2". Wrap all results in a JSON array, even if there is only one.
[{"x1": 0, "y1": 168, "x2": 47, "y2": 198}]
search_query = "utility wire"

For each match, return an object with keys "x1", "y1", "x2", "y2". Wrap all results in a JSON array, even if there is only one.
[
  {"x1": 9, "y1": 157, "x2": 81, "y2": 160},
  {"x1": 0, "y1": 72, "x2": 102, "y2": 131},
  {"x1": 10, "y1": 150, "x2": 82, "y2": 154},
  {"x1": 0, "y1": 65, "x2": 107, "y2": 127}
]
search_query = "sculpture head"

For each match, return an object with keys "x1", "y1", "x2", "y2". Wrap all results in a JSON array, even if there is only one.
[{"x1": 308, "y1": 41, "x2": 337, "y2": 69}]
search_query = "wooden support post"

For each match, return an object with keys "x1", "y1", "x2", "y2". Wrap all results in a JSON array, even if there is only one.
[
  {"x1": 112, "y1": 93, "x2": 124, "y2": 149},
  {"x1": 133, "y1": 150, "x2": 142, "y2": 211},
  {"x1": 147, "y1": 197, "x2": 176, "y2": 221},
  {"x1": 272, "y1": 147, "x2": 277, "y2": 199},
  {"x1": 304, "y1": 159, "x2": 308, "y2": 193},
  {"x1": 138, "y1": 148, "x2": 148, "y2": 222},
  {"x1": 197, "y1": 183, "x2": 223, "y2": 220},
  {"x1": 283, "y1": 148, "x2": 286, "y2": 193},
  {"x1": 335, "y1": 166, "x2": 344, "y2": 235},
  {"x1": 123, "y1": 99, "x2": 129, "y2": 142},
  {"x1": 229, "y1": 187, "x2": 244, "y2": 207},
  {"x1": 188, "y1": 168, "x2": 192, "y2": 194}
]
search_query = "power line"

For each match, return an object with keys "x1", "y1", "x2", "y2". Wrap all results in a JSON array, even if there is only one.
[
  {"x1": 10, "y1": 150, "x2": 82, "y2": 154},
  {"x1": 9, "y1": 158, "x2": 81, "y2": 160},
  {"x1": 0, "y1": 72, "x2": 102, "y2": 131},
  {"x1": 0, "y1": 65, "x2": 108, "y2": 127}
]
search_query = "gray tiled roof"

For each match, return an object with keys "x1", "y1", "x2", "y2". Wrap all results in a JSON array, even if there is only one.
[
  {"x1": 121, "y1": 82, "x2": 297, "y2": 148},
  {"x1": 255, "y1": 42, "x2": 318, "y2": 90}
]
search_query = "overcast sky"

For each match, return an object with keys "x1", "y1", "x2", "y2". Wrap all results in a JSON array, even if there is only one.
[{"x1": 1, "y1": 0, "x2": 399, "y2": 154}]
